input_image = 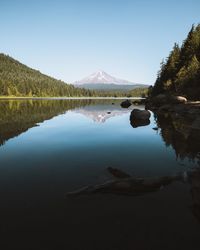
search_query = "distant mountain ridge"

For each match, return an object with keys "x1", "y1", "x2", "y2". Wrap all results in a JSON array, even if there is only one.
[{"x1": 74, "y1": 70, "x2": 148, "y2": 91}]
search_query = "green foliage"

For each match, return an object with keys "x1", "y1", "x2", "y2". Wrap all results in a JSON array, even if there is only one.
[
  {"x1": 0, "y1": 54, "x2": 147, "y2": 97},
  {"x1": 0, "y1": 53, "x2": 148, "y2": 98},
  {"x1": 93, "y1": 87, "x2": 148, "y2": 98},
  {"x1": 152, "y1": 24, "x2": 200, "y2": 100},
  {"x1": 0, "y1": 54, "x2": 92, "y2": 97}
]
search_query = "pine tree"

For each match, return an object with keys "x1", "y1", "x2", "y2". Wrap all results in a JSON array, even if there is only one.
[
  {"x1": 152, "y1": 43, "x2": 180, "y2": 94},
  {"x1": 151, "y1": 24, "x2": 200, "y2": 100}
]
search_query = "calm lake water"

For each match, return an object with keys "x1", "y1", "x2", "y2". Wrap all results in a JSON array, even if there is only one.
[{"x1": 0, "y1": 99, "x2": 200, "y2": 250}]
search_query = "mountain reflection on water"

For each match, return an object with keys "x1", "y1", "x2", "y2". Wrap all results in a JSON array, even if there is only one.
[
  {"x1": 0, "y1": 99, "x2": 199, "y2": 164},
  {"x1": 75, "y1": 105, "x2": 130, "y2": 123}
]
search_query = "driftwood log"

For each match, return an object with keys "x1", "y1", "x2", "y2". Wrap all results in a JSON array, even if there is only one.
[{"x1": 66, "y1": 167, "x2": 185, "y2": 197}]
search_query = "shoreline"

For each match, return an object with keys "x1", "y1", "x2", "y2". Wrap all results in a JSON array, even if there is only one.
[
  {"x1": 0, "y1": 96, "x2": 145, "y2": 100},
  {"x1": 145, "y1": 96, "x2": 200, "y2": 130}
]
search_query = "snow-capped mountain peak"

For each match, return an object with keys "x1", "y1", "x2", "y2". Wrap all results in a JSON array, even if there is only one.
[{"x1": 74, "y1": 70, "x2": 133, "y2": 85}]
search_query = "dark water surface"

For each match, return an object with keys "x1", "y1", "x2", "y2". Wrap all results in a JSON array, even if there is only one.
[{"x1": 0, "y1": 99, "x2": 200, "y2": 250}]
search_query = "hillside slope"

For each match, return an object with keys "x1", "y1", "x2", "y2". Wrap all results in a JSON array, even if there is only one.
[{"x1": 0, "y1": 54, "x2": 91, "y2": 97}]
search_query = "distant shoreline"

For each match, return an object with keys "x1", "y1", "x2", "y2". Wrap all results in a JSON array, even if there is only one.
[{"x1": 0, "y1": 96, "x2": 145, "y2": 100}]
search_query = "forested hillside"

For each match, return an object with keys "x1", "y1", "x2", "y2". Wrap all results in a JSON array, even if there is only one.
[
  {"x1": 0, "y1": 54, "x2": 91, "y2": 97},
  {"x1": 0, "y1": 53, "x2": 148, "y2": 97},
  {"x1": 97, "y1": 87, "x2": 148, "y2": 98},
  {"x1": 151, "y1": 24, "x2": 200, "y2": 100}
]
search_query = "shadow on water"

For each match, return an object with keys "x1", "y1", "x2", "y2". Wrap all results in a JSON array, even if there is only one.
[{"x1": 155, "y1": 111, "x2": 200, "y2": 161}]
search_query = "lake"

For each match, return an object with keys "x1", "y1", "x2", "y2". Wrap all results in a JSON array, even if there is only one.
[{"x1": 0, "y1": 99, "x2": 200, "y2": 250}]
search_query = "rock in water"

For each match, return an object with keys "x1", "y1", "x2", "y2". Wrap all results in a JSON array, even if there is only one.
[
  {"x1": 130, "y1": 109, "x2": 151, "y2": 128},
  {"x1": 130, "y1": 118, "x2": 150, "y2": 128},
  {"x1": 120, "y1": 100, "x2": 132, "y2": 108},
  {"x1": 131, "y1": 109, "x2": 151, "y2": 120}
]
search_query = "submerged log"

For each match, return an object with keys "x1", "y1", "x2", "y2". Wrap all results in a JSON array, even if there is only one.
[
  {"x1": 66, "y1": 168, "x2": 183, "y2": 198},
  {"x1": 65, "y1": 168, "x2": 200, "y2": 223}
]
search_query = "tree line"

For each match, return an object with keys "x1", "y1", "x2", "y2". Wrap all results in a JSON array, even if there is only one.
[
  {"x1": 0, "y1": 54, "x2": 92, "y2": 97},
  {"x1": 151, "y1": 24, "x2": 200, "y2": 100},
  {"x1": 0, "y1": 54, "x2": 148, "y2": 98}
]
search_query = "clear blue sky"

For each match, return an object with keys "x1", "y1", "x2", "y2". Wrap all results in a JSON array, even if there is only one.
[{"x1": 1, "y1": 0, "x2": 200, "y2": 84}]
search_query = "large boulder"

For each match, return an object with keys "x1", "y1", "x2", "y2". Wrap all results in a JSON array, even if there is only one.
[
  {"x1": 131, "y1": 109, "x2": 151, "y2": 120},
  {"x1": 150, "y1": 94, "x2": 187, "y2": 108},
  {"x1": 170, "y1": 96, "x2": 187, "y2": 104},
  {"x1": 130, "y1": 118, "x2": 150, "y2": 128},
  {"x1": 130, "y1": 109, "x2": 151, "y2": 128},
  {"x1": 120, "y1": 100, "x2": 132, "y2": 108}
]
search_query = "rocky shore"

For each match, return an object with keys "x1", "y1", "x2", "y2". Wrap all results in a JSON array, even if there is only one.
[{"x1": 145, "y1": 95, "x2": 200, "y2": 131}]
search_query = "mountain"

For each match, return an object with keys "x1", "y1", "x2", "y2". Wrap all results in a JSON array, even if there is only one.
[
  {"x1": 74, "y1": 70, "x2": 133, "y2": 84},
  {"x1": 74, "y1": 70, "x2": 148, "y2": 91},
  {"x1": 0, "y1": 54, "x2": 91, "y2": 97}
]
